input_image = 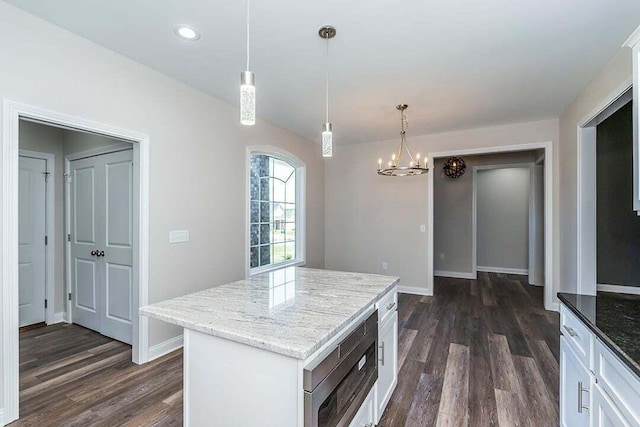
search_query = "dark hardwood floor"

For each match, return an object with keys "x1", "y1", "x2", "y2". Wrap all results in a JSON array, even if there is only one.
[
  {"x1": 11, "y1": 273, "x2": 558, "y2": 426},
  {"x1": 378, "y1": 272, "x2": 560, "y2": 427},
  {"x1": 11, "y1": 324, "x2": 182, "y2": 426}
]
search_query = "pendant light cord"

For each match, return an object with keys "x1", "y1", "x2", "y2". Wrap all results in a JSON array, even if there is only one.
[
  {"x1": 246, "y1": 0, "x2": 250, "y2": 70},
  {"x1": 325, "y1": 34, "x2": 329, "y2": 123}
]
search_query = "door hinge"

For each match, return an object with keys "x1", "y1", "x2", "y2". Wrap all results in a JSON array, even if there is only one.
[
  {"x1": 45, "y1": 235, "x2": 48, "y2": 246},
  {"x1": 68, "y1": 293, "x2": 72, "y2": 301},
  {"x1": 64, "y1": 173, "x2": 72, "y2": 184},
  {"x1": 67, "y1": 234, "x2": 71, "y2": 242},
  {"x1": 44, "y1": 299, "x2": 48, "y2": 309},
  {"x1": 43, "y1": 171, "x2": 50, "y2": 182}
]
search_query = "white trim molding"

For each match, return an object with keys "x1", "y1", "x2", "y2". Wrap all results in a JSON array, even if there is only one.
[
  {"x1": 2, "y1": 100, "x2": 151, "y2": 425},
  {"x1": 433, "y1": 270, "x2": 476, "y2": 280},
  {"x1": 427, "y1": 141, "x2": 555, "y2": 312},
  {"x1": 397, "y1": 285, "x2": 431, "y2": 296},
  {"x1": 52, "y1": 312, "x2": 68, "y2": 324},
  {"x1": 148, "y1": 335, "x2": 184, "y2": 362},
  {"x1": 597, "y1": 284, "x2": 640, "y2": 296},
  {"x1": 477, "y1": 266, "x2": 529, "y2": 275}
]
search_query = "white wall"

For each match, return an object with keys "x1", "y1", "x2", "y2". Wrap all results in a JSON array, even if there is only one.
[
  {"x1": 325, "y1": 119, "x2": 559, "y2": 289},
  {"x1": 476, "y1": 167, "x2": 530, "y2": 272},
  {"x1": 433, "y1": 151, "x2": 537, "y2": 276},
  {"x1": 0, "y1": 0, "x2": 325, "y2": 410},
  {"x1": 558, "y1": 47, "x2": 632, "y2": 293}
]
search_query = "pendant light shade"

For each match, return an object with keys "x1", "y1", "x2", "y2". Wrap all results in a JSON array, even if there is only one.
[
  {"x1": 322, "y1": 122, "x2": 333, "y2": 157},
  {"x1": 240, "y1": 70, "x2": 255, "y2": 125},
  {"x1": 240, "y1": 0, "x2": 255, "y2": 126},
  {"x1": 319, "y1": 25, "x2": 336, "y2": 157}
]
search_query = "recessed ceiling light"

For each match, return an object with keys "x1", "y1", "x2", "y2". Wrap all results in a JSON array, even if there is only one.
[{"x1": 174, "y1": 25, "x2": 200, "y2": 41}]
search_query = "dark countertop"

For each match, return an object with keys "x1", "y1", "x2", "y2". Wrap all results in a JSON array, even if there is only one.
[{"x1": 558, "y1": 291, "x2": 640, "y2": 378}]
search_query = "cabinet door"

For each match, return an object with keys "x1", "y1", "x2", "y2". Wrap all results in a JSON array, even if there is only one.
[
  {"x1": 376, "y1": 311, "x2": 398, "y2": 422},
  {"x1": 350, "y1": 387, "x2": 374, "y2": 427},
  {"x1": 591, "y1": 383, "x2": 631, "y2": 427},
  {"x1": 560, "y1": 337, "x2": 591, "y2": 427}
]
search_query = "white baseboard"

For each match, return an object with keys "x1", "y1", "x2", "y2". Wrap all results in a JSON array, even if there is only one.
[
  {"x1": 477, "y1": 266, "x2": 528, "y2": 275},
  {"x1": 434, "y1": 270, "x2": 476, "y2": 280},
  {"x1": 546, "y1": 301, "x2": 560, "y2": 312},
  {"x1": 51, "y1": 312, "x2": 68, "y2": 324},
  {"x1": 0, "y1": 408, "x2": 4, "y2": 426},
  {"x1": 147, "y1": 335, "x2": 183, "y2": 362},
  {"x1": 397, "y1": 285, "x2": 432, "y2": 296},
  {"x1": 597, "y1": 284, "x2": 640, "y2": 295}
]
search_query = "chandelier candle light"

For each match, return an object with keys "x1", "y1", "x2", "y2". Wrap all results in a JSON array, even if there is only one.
[
  {"x1": 240, "y1": 0, "x2": 255, "y2": 125},
  {"x1": 319, "y1": 25, "x2": 336, "y2": 157},
  {"x1": 377, "y1": 104, "x2": 429, "y2": 176}
]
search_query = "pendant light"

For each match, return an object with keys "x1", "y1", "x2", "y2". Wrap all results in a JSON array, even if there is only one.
[
  {"x1": 240, "y1": 0, "x2": 255, "y2": 125},
  {"x1": 377, "y1": 105, "x2": 429, "y2": 176},
  {"x1": 319, "y1": 25, "x2": 336, "y2": 157}
]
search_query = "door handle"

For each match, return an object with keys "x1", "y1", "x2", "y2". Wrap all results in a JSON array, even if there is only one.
[
  {"x1": 98, "y1": 250, "x2": 105, "y2": 257},
  {"x1": 386, "y1": 302, "x2": 396, "y2": 311},
  {"x1": 378, "y1": 341, "x2": 385, "y2": 366},
  {"x1": 563, "y1": 325, "x2": 577, "y2": 337},
  {"x1": 578, "y1": 381, "x2": 589, "y2": 413},
  {"x1": 91, "y1": 250, "x2": 97, "y2": 256}
]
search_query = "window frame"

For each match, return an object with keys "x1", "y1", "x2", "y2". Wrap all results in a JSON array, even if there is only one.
[{"x1": 246, "y1": 146, "x2": 306, "y2": 276}]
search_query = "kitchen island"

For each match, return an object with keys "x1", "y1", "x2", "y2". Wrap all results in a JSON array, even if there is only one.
[{"x1": 140, "y1": 267, "x2": 399, "y2": 427}]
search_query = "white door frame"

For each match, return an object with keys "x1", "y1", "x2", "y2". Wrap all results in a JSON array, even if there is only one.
[
  {"x1": 576, "y1": 79, "x2": 633, "y2": 297},
  {"x1": 64, "y1": 142, "x2": 133, "y2": 326},
  {"x1": 472, "y1": 162, "x2": 535, "y2": 277},
  {"x1": 18, "y1": 149, "x2": 56, "y2": 325},
  {"x1": 427, "y1": 141, "x2": 555, "y2": 311},
  {"x1": 2, "y1": 100, "x2": 151, "y2": 424}
]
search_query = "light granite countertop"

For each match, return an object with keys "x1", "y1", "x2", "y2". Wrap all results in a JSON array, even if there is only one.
[{"x1": 140, "y1": 267, "x2": 399, "y2": 360}]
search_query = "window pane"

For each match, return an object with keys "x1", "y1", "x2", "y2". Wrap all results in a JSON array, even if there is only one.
[
  {"x1": 250, "y1": 224, "x2": 259, "y2": 246},
  {"x1": 250, "y1": 247, "x2": 259, "y2": 268},
  {"x1": 260, "y1": 245, "x2": 271, "y2": 266},
  {"x1": 286, "y1": 174, "x2": 296, "y2": 203},
  {"x1": 250, "y1": 201, "x2": 260, "y2": 223},
  {"x1": 260, "y1": 223, "x2": 271, "y2": 245},
  {"x1": 260, "y1": 201, "x2": 271, "y2": 223},
  {"x1": 285, "y1": 222, "x2": 296, "y2": 243},
  {"x1": 273, "y1": 203, "x2": 286, "y2": 221},
  {"x1": 260, "y1": 177, "x2": 270, "y2": 201},
  {"x1": 272, "y1": 243, "x2": 286, "y2": 264},
  {"x1": 273, "y1": 178, "x2": 286, "y2": 203},
  {"x1": 284, "y1": 203, "x2": 295, "y2": 222},
  {"x1": 273, "y1": 159, "x2": 295, "y2": 182},
  {"x1": 285, "y1": 242, "x2": 295, "y2": 261},
  {"x1": 273, "y1": 221, "x2": 286, "y2": 243}
]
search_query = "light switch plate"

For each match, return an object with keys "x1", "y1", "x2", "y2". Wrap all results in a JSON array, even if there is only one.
[{"x1": 169, "y1": 230, "x2": 189, "y2": 243}]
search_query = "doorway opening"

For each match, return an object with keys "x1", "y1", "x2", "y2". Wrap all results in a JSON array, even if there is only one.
[
  {"x1": 577, "y1": 84, "x2": 639, "y2": 296},
  {"x1": 2, "y1": 101, "x2": 150, "y2": 424},
  {"x1": 426, "y1": 141, "x2": 555, "y2": 311}
]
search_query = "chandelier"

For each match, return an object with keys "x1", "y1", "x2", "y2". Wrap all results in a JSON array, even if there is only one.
[{"x1": 377, "y1": 104, "x2": 429, "y2": 176}]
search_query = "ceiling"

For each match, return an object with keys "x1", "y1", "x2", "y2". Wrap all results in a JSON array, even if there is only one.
[{"x1": 6, "y1": 0, "x2": 640, "y2": 145}]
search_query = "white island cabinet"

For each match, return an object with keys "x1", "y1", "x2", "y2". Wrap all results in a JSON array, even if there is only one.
[
  {"x1": 559, "y1": 301, "x2": 640, "y2": 427},
  {"x1": 140, "y1": 267, "x2": 399, "y2": 427}
]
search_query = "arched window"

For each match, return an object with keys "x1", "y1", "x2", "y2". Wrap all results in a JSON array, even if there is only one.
[{"x1": 248, "y1": 147, "x2": 305, "y2": 274}]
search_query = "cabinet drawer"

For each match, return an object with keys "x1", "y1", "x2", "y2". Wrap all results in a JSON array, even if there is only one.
[
  {"x1": 560, "y1": 305, "x2": 593, "y2": 367},
  {"x1": 376, "y1": 286, "x2": 398, "y2": 325},
  {"x1": 594, "y1": 339, "x2": 640, "y2": 425}
]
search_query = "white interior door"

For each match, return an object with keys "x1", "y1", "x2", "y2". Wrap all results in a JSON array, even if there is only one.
[
  {"x1": 70, "y1": 149, "x2": 133, "y2": 344},
  {"x1": 18, "y1": 156, "x2": 47, "y2": 327}
]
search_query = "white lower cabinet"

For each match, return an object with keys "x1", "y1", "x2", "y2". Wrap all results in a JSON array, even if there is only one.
[
  {"x1": 376, "y1": 310, "x2": 398, "y2": 422},
  {"x1": 560, "y1": 302, "x2": 639, "y2": 427},
  {"x1": 592, "y1": 383, "x2": 630, "y2": 427},
  {"x1": 560, "y1": 337, "x2": 591, "y2": 426},
  {"x1": 349, "y1": 387, "x2": 375, "y2": 427}
]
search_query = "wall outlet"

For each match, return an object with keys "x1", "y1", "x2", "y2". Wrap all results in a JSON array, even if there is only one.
[
  {"x1": 169, "y1": 230, "x2": 189, "y2": 243},
  {"x1": 439, "y1": 253, "x2": 445, "y2": 260},
  {"x1": 382, "y1": 262, "x2": 388, "y2": 270},
  {"x1": 420, "y1": 224, "x2": 426, "y2": 232}
]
